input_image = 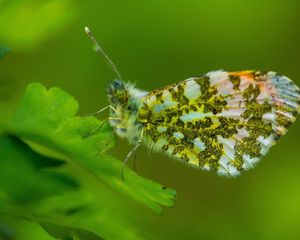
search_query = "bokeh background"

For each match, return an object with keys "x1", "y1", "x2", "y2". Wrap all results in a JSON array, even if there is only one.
[{"x1": 1, "y1": 0, "x2": 300, "y2": 239}]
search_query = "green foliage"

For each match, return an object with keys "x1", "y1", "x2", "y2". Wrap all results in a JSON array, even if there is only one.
[
  {"x1": 39, "y1": 222, "x2": 104, "y2": 240},
  {"x1": 0, "y1": 136, "x2": 101, "y2": 240},
  {"x1": 0, "y1": 82, "x2": 176, "y2": 239},
  {"x1": 0, "y1": 0, "x2": 75, "y2": 50},
  {"x1": 0, "y1": 136, "x2": 77, "y2": 205}
]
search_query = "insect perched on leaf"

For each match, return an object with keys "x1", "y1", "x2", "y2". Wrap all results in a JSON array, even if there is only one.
[{"x1": 85, "y1": 27, "x2": 300, "y2": 178}]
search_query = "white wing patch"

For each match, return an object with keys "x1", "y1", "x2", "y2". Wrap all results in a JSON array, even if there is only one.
[{"x1": 184, "y1": 79, "x2": 202, "y2": 100}]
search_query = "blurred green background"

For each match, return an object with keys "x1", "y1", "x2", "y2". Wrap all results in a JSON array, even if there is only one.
[{"x1": 1, "y1": 0, "x2": 300, "y2": 239}]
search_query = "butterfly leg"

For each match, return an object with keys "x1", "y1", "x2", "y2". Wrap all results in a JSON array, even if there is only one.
[
  {"x1": 82, "y1": 105, "x2": 116, "y2": 117},
  {"x1": 132, "y1": 150, "x2": 138, "y2": 172},
  {"x1": 121, "y1": 130, "x2": 144, "y2": 180},
  {"x1": 82, "y1": 119, "x2": 108, "y2": 138},
  {"x1": 82, "y1": 105, "x2": 117, "y2": 138}
]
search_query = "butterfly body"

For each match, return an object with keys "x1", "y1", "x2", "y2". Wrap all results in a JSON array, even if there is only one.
[{"x1": 107, "y1": 70, "x2": 300, "y2": 177}]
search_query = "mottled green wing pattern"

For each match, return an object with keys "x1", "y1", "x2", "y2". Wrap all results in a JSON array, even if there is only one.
[{"x1": 138, "y1": 70, "x2": 300, "y2": 176}]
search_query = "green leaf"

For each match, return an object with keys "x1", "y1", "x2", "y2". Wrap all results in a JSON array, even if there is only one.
[
  {"x1": 0, "y1": 0, "x2": 75, "y2": 50},
  {"x1": 0, "y1": 135, "x2": 78, "y2": 205},
  {"x1": 40, "y1": 222, "x2": 104, "y2": 240},
  {"x1": 0, "y1": 134, "x2": 143, "y2": 240},
  {"x1": 7, "y1": 82, "x2": 176, "y2": 213},
  {"x1": 0, "y1": 135, "x2": 104, "y2": 239}
]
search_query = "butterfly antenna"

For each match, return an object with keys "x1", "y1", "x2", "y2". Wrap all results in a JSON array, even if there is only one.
[{"x1": 84, "y1": 26, "x2": 123, "y2": 80}]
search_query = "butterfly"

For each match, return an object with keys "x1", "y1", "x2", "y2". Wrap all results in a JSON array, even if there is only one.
[
  {"x1": 107, "y1": 70, "x2": 300, "y2": 177},
  {"x1": 84, "y1": 27, "x2": 300, "y2": 178}
]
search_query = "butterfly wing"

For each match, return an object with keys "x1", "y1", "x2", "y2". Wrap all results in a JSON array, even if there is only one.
[{"x1": 138, "y1": 70, "x2": 300, "y2": 176}]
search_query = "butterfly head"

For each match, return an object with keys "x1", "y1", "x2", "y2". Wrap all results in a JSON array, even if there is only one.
[{"x1": 107, "y1": 79, "x2": 129, "y2": 106}]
